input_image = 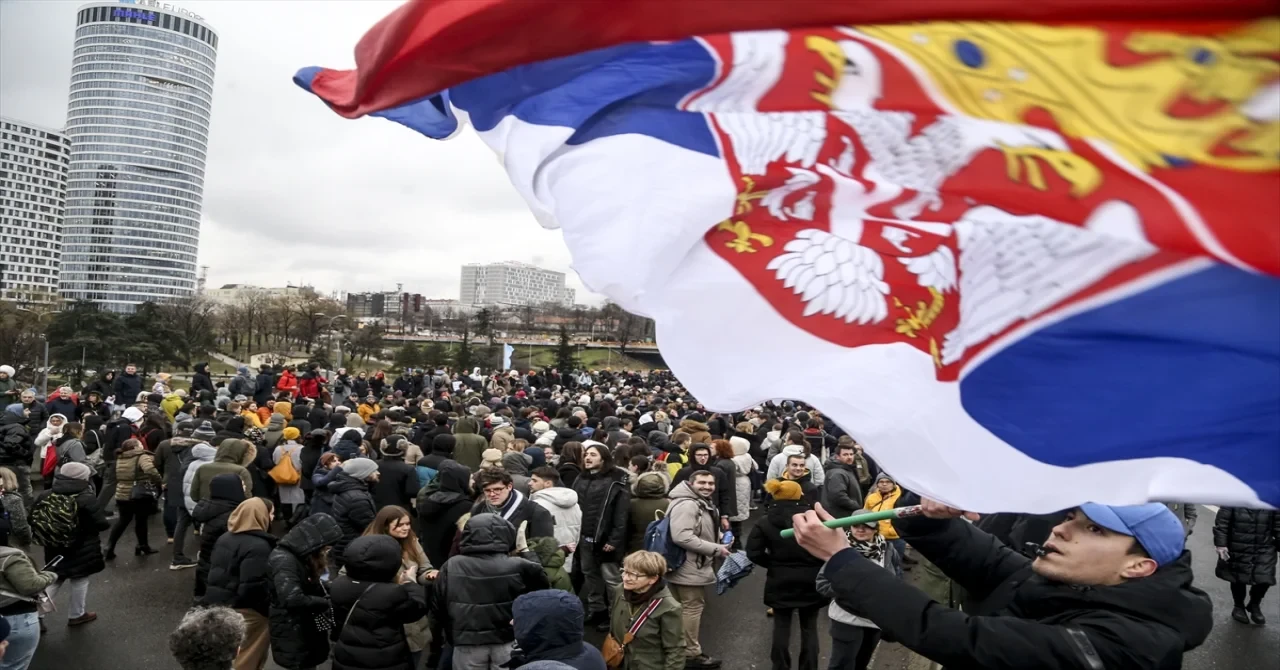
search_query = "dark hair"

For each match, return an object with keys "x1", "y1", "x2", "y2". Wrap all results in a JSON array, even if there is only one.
[
  {"x1": 531, "y1": 466, "x2": 560, "y2": 485},
  {"x1": 83, "y1": 414, "x2": 105, "y2": 431},
  {"x1": 475, "y1": 468, "x2": 513, "y2": 488},
  {"x1": 837, "y1": 442, "x2": 857, "y2": 455},
  {"x1": 691, "y1": 469, "x2": 717, "y2": 482},
  {"x1": 584, "y1": 442, "x2": 614, "y2": 470},
  {"x1": 786, "y1": 429, "x2": 806, "y2": 446},
  {"x1": 370, "y1": 419, "x2": 394, "y2": 445},
  {"x1": 807, "y1": 418, "x2": 823, "y2": 429},
  {"x1": 671, "y1": 432, "x2": 692, "y2": 446},
  {"x1": 567, "y1": 415, "x2": 582, "y2": 429},
  {"x1": 629, "y1": 454, "x2": 651, "y2": 471},
  {"x1": 560, "y1": 441, "x2": 585, "y2": 466}
]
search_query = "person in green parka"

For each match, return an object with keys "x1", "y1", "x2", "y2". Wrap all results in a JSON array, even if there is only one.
[
  {"x1": 531, "y1": 536, "x2": 573, "y2": 592},
  {"x1": 609, "y1": 550, "x2": 685, "y2": 670}
]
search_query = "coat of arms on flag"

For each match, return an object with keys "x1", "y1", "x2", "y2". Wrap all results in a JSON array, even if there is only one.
[{"x1": 298, "y1": 2, "x2": 1279, "y2": 511}]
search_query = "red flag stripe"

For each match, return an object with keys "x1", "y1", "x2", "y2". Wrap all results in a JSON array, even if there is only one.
[{"x1": 308, "y1": 0, "x2": 1276, "y2": 118}]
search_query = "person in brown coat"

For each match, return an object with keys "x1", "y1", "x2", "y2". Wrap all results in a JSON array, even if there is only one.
[
  {"x1": 105, "y1": 438, "x2": 163, "y2": 559},
  {"x1": 673, "y1": 414, "x2": 711, "y2": 446}
]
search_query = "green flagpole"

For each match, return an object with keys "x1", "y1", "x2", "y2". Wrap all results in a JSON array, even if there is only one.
[{"x1": 779, "y1": 505, "x2": 922, "y2": 539}]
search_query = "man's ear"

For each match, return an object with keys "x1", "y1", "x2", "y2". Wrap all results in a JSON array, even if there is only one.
[{"x1": 1120, "y1": 556, "x2": 1158, "y2": 580}]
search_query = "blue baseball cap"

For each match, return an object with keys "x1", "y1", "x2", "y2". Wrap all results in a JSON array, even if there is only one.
[{"x1": 1078, "y1": 502, "x2": 1185, "y2": 567}]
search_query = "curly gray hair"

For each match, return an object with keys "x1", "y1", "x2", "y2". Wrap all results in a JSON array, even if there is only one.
[{"x1": 169, "y1": 607, "x2": 245, "y2": 670}]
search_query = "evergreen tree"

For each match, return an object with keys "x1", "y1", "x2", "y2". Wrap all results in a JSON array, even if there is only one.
[
  {"x1": 454, "y1": 326, "x2": 473, "y2": 371},
  {"x1": 554, "y1": 324, "x2": 578, "y2": 373},
  {"x1": 393, "y1": 343, "x2": 422, "y2": 372}
]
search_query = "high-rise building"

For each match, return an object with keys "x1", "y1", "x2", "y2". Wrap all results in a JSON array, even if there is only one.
[
  {"x1": 0, "y1": 118, "x2": 71, "y2": 303},
  {"x1": 460, "y1": 261, "x2": 575, "y2": 307},
  {"x1": 58, "y1": 2, "x2": 218, "y2": 312}
]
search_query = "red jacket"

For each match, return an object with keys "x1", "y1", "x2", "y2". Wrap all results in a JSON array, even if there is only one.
[
  {"x1": 297, "y1": 372, "x2": 325, "y2": 399},
  {"x1": 276, "y1": 370, "x2": 299, "y2": 395}
]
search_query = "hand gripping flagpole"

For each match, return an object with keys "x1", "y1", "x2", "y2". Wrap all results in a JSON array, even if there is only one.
[{"x1": 779, "y1": 505, "x2": 923, "y2": 539}]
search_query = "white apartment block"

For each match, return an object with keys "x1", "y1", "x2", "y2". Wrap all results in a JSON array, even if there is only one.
[
  {"x1": 460, "y1": 261, "x2": 575, "y2": 307},
  {"x1": 0, "y1": 117, "x2": 71, "y2": 303},
  {"x1": 202, "y1": 283, "x2": 303, "y2": 305}
]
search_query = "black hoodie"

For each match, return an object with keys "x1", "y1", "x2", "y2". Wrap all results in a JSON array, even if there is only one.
[
  {"x1": 330, "y1": 535, "x2": 430, "y2": 670},
  {"x1": 416, "y1": 460, "x2": 472, "y2": 568},
  {"x1": 191, "y1": 363, "x2": 215, "y2": 396},
  {"x1": 191, "y1": 473, "x2": 247, "y2": 597}
]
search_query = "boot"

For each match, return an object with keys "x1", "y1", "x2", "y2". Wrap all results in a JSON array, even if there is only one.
[
  {"x1": 1248, "y1": 604, "x2": 1266, "y2": 625},
  {"x1": 1231, "y1": 606, "x2": 1251, "y2": 623},
  {"x1": 135, "y1": 546, "x2": 160, "y2": 556}
]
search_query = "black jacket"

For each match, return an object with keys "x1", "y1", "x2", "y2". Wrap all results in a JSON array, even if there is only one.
[
  {"x1": 1214, "y1": 506, "x2": 1279, "y2": 586},
  {"x1": 254, "y1": 371, "x2": 276, "y2": 405},
  {"x1": 435, "y1": 514, "x2": 550, "y2": 646},
  {"x1": 112, "y1": 372, "x2": 142, "y2": 405},
  {"x1": 821, "y1": 460, "x2": 864, "y2": 520},
  {"x1": 571, "y1": 467, "x2": 630, "y2": 561},
  {"x1": 745, "y1": 500, "x2": 829, "y2": 609},
  {"x1": 468, "y1": 491, "x2": 555, "y2": 544},
  {"x1": 329, "y1": 472, "x2": 378, "y2": 567},
  {"x1": 191, "y1": 474, "x2": 247, "y2": 596},
  {"x1": 372, "y1": 459, "x2": 420, "y2": 512},
  {"x1": 36, "y1": 475, "x2": 110, "y2": 580},
  {"x1": 103, "y1": 417, "x2": 135, "y2": 462},
  {"x1": 557, "y1": 462, "x2": 582, "y2": 489},
  {"x1": 191, "y1": 363, "x2": 216, "y2": 397},
  {"x1": 819, "y1": 514, "x2": 1213, "y2": 669},
  {"x1": 416, "y1": 461, "x2": 473, "y2": 568},
  {"x1": 330, "y1": 535, "x2": 430, "y2": 670},
  {"x1": 267, "y1": 514, "x2": 343, "y2": 670},
  {"x1": 552, "y1": 427, "x2": 584, "y2": 450},
  {"x1": 203, "y1": 525, "x2": 277, "y2": 615},
  {"x1": 0, "y1": 411, "x2": 32, "y2": 466}
]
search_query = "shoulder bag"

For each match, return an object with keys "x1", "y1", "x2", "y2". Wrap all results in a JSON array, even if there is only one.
[
  {"x1": 602, "y1": 596, "x2": 663, "y2": 668},
  {"x1": 129, "y1": 457, "x2": 159, "y2": 503}
]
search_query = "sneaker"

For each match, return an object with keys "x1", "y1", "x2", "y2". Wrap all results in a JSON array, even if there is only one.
[
  {"x1": 594, "y1": 620, "x2": 611, "y2": 633},
  {"x1": 68, "y1": 612, "x2": 98, "y2": 626},
  {"x1": 765, "y1": 607, "x2": 774, "y2": 617},
  {"x1": 1232, "y1": 606, "x2": 1251, "y2": 624},
  {"x1": 686, "y1": 654, "x2": 722, "y2": 669},
  {"x1": 1248, "y1": 605, "x2": 1267, "y2": 625},
  {"x1": 166, "y1": 538, "x2": 174, "y2": 545},
  {"x1": 170, "y1": 558, "x2": 198, "y2": 571}
]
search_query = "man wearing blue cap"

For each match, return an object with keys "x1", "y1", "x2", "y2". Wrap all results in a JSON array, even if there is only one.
[{"x1": 792, "y1": 498, "x2": 1213, "y2": 669}]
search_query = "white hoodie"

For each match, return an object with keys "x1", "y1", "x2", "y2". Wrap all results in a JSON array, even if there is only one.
[
  {"x1": 182, "y1": 443, "x2": 218, "y2": 513},
  {"x1": 531, "y1": 485, "x2": 582, "y2": 550}
]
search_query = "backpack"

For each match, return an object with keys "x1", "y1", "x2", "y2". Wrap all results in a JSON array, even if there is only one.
[
  {"x1": 84, "y1": 431, "x2": 106, "y2": 476},
  {"x1": 643, "y1": 508, "x2": 686, "y2": 573},
  {"x1": 268, "y1": 446, "x2": 301, "y2": 485},
  {"x1": 414, "y1": 474, "x2": 444, "y2": 517},
  {"x1": 29, "y1": 492, "x2": 79, "y2": 547}
]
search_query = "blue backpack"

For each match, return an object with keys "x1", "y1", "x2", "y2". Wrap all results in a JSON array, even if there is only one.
[{"x1": 643, "y1": 508, "x2": 686, "y2": 573}]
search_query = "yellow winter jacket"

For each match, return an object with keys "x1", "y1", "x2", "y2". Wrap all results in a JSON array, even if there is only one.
[
  {"x1": 241, "y1": 409, "x2": 265, "y2": 429},
  {"x1": 863, "y1": 486, "x2": 903, "y2": 540},
  {"x1": 161, "y1": 393, "x2": 183, "y2": 420}
]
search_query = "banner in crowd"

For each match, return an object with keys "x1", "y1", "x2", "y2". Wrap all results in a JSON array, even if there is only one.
[{"x1": 297, "y1": 1, "x2": 1279, "y2": 511}]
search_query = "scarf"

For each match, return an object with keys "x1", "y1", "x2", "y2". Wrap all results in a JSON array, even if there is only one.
[
  {"x1": 485, "y1": 487, "x2": 525, "y2": 521},
  {"x1": 625, "y1": 577, "x2": 667, "y2": 606},
  {"x1": 849, "y1": 530, "x2": 886, "y2": 563}
]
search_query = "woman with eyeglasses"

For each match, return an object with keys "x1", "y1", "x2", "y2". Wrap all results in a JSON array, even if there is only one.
[{"x1": 608, "y1": 551, "x2": 685, "y2": 670}]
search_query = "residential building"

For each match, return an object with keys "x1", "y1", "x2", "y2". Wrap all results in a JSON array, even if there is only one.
[
  {"x1": 58, "y1": 3, "x2": 219, "y2": 312},
  {"x1": 0, "y1": 118, "x2": 71, "y2": 303},
  {"x1": 460, "y1": 261, "x2": 575, "y2": 307}
]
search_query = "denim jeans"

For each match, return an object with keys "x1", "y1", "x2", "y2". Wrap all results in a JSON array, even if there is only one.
[{"x1": 0, "y1": 612, "x2": 40, "y2": 670}]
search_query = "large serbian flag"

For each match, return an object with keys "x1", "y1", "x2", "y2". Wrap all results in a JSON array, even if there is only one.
[{"x1": 297, "y1": 1, "x2": 1280, "y2": 511}]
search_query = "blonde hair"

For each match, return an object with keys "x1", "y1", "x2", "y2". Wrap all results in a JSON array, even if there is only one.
[
  {"x1": 0, "y1": 467, "x2": 18, "y2": 492},
  {"x1": 623, "y1": 550, "x2": 668, "y2": 577}
]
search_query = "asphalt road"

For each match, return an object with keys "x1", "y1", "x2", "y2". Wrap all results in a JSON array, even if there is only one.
[{"x1": 28, "y1": 505, "x2": 1277, "y2": 670}]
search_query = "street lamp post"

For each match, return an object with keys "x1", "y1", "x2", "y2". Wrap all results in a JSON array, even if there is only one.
[
  {"x1": 17, "y1": 309, "x2": 54, "y2": 397},
  {"x1": 321, "y1": 315, "x2": 349, "y2": 369}
]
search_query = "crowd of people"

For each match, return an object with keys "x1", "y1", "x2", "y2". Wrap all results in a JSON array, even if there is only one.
[{"x1": 0, "y1": 361, "x2": 1274, "y2": 670}]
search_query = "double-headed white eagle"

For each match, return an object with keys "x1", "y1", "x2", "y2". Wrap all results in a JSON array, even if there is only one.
[{"x1": 689, "y1": 30, "x2": 1156, "y2": 366}]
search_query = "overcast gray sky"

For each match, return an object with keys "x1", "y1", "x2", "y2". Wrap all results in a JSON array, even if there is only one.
[{"x1": 0, "y1": 0, "x2": 598, "y2": 302}]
